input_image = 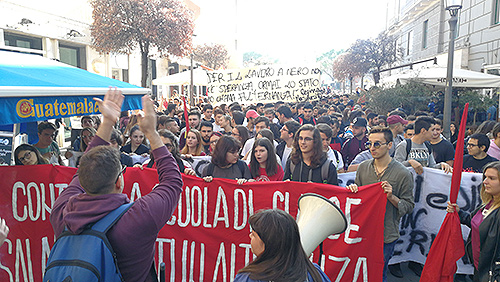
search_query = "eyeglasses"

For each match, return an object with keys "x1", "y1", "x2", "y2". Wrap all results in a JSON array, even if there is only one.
[
  {"x1": 280, "y1": 127, "x2": 289, "y2": 132},
  {"x1": 466, "y1": 143, "x2": 479, "y2": 147},
  {"x1": 230, "y1": 132, "x2": 240, "y2": 137},
  {"x1": 165, "y1": 143, "x2": 173, "y2": 150},
  {"x1": 298, "y1": 136, "x2": 314, "y2": 142},
  {"x1": 115, "y1": 165, "x2": 127, "y2": 183},
  {"x1": 365, "y1": 141, "x2": 388, "y2": 149},
  {"x1": 19, "y1": 151, "x2": 32, "y2": 163}
]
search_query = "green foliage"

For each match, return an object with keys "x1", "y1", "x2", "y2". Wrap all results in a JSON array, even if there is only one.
[
  {"x1": 456, "y1": 90, "x2": 496, "y2": 112},
  {"x1": 366, "y1": 82, "x2": 434, "y2": 114},
  {"x1": 316, "y1": 49, "x2": 343, "y2": 81}
]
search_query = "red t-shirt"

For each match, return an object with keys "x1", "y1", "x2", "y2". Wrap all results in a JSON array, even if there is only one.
[{"x1": 252, "y1": 165, "x2": 285, "y2": 181}]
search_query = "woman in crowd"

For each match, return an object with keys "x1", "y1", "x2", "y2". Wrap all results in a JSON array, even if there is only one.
[
  {"x1": 447, "y1": 161, "x2": 500, "y2": 282},
  {"x1": 180, "y1": 129, "x2": 206, "y2": 158},
  {"x1": 242, "y1": 128, "x2": 276, "y2": 163},
  {"x1": 284, "y1": 124, "x2": 338, "y2": 185},
  {"x1": 249, "y1": 137, "x2": 284, "y2": 181},
  {"x1": 232, "y1": 125, "x2": 250, "y2": 148},
  {"x1": 144, "y1": 129, "x2": 195, "y2": 175},
  {"x1": 233, "y1": 209, "x2": 331, "y2": 282},
  {"x1": 109, "y1": 129, "x2": 134, "y2": 167},
  {"x1": 14, "y1": 144, "x2": 48, "y2": 165},
  {"x1": 201, "y1": 135, "x2": 251, "y2": 184},
  {"x1": 121, "y1": 125, "x2": 149, "y2": 155},
  {"x1": 209, "y1": 132, "x2": 222, "y2": 155}
]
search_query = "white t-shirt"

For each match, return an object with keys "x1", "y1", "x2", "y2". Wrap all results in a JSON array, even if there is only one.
[
  {"x1": 282, "y1": 146, "x2": 293, "y2": 169},
  {"x1": 327, "y1": 147, "x2": 344, "y2": 170}
]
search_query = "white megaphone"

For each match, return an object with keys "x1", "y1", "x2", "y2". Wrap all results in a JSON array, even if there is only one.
[{"x1": 296, "y1": 193, "x2": 348, "y2": 256}]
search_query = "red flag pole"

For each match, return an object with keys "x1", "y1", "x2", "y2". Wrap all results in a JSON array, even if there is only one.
[{"x1": 420, "y1": 103, "x2": 469, "y2": 282}]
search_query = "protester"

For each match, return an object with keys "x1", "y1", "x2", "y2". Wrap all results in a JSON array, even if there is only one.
[
  {"x1": 231, "y1": 125, "x2": 250, "y2": 149},
  {"x1": 209, "y1": 132, "x2": 222, "y2": 155},
  {"x1": 341, "y1": 117, "x2": 369, "y2": 169},
  {"x1": 386, "y1": 115, "x2": 408, "y2": 157},
  {"x1": 404, "y1": 123, "x2": 415, "y2": 139},
  {"x1": 179, "y1": 111, "x2": 201, "y2": 149},
  {"x1": 14, "y1": 144, "x2": 49, "y2": 165},
  {"x1": 394, "y1": 116, "x2": 452, "y2": 175},
  {"x1": 447, "y1": 161, "x2": 500, "y2": 282},
  {"x1": 0, "y1": 217, "x2": 8, "y2": 246},
  {"x1": 347, "y1": 126, "x2": 414, "y2": 282},
  {"x1": 429, "y1": 119, "x2": 455, "y2": 166},
  {"x1": 199, "y1": 121, "x2": 213, "y2": 154},
  {"x1": 121, "y1": 125, "x2": 149, "y2": 156},
  {"x1": 276, "y1": 120, "x2": 301, "y2": 170},
  {"x1": 50, "y1": 89, "x2": 183, "y2": 281},
  {"x1": 109, "y1": 129, "x2": 134, "y2": 167},
  {"x1": 242, "y1": 116, "x2": 273, "y2": 158},
  {"x1": 488, "y1": 122, "x2": 500, "y2": 160},
  {"x1": 33, "y1": 121, "x2": 64, "y2": 165},
  {"x1": 201, "y1": 135, "x2": 252, "y2": 184},
  {"x1": 233, "y1": 209, "x2": 331, "y2": 282},
  {"x1": 202, "y1": 103, "x2": 214, "y2": 122},
  {"x1": 284, "y1": 124, "x2": 338, "y2": 185},
  {"x1": 298, "y1": 103, "x2": 317, "y2": 125},
  {"x1": 249, "y1": 137, "x2": 284, "y2": 181},
  {"x1": 463, "y1": 133, "x2": 498, "y2": 173},
  {"x1": 246, "y1": 110, "x2": 259, "y2": 137},
  {"x1": 316, "y1": 124, "x2": 344, "y2": 172},
  {"x1": 180, "y1": 129, "x2": 206, "y2": 158}
]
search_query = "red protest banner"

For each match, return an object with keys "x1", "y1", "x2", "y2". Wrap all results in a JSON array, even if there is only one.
[{"x1": 0, "y1": 165, "x2": 386, "y2": 282}]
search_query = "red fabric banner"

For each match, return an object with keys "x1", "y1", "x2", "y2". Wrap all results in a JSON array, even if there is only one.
[{"x1": 0, "y1": 165, "x2": 387, "y2": 282}]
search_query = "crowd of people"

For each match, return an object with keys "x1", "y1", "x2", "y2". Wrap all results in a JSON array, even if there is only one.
[{"x1": 9, "y1": 90, "x2": 500, "y2": 282}]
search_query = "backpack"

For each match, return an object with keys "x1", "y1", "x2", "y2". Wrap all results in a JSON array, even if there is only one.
[
  {"x1": 206, "y1": 160, "x2": 247, "y2": 177},
  {"x1": 289, "y1": 159, "x2": 331, "y2": 184},
  {"x1": 404, "y1": 139, "x2": 432, "y2": 160},
  {"x1": 44, "y1": 203, "x2": 133, "y2": 282}
]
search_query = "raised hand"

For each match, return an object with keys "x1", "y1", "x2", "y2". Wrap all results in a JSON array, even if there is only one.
[{"x1": 94, "y1": 88, "x2": 124, "y2": 123}]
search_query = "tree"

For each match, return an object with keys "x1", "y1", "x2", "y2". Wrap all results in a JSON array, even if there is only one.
[
  {"x1": 316, "y1": 49, "x2": 343, "y2": 81},
  {"x1": 332, "y1": 52, "x2": 365, "y2": 93},
  {"x1": 366, "y1": 82, "x2": 434, "y2": 114},
  {"x1": 193, "y1": 43, "x2": 230, "y2": 69},
  {"x1": 90, "y1": 0, "x2": 194, "y2": 87}
]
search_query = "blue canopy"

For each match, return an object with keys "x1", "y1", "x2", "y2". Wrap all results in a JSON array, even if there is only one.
[{"x1": 0, "y1": 50, "x2": 149, "y2": 125}]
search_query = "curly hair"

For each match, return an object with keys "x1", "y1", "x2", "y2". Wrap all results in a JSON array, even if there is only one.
[{"x1": 290, "y1": 124, "x2": 325, "y2": 168}]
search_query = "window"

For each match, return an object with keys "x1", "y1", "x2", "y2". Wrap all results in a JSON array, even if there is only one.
[
  {"x1": 407, "y1": 31, "x2": 414, "y2": 55},
  {"x1": 494, "y1": 0, "x2": 500, "y2": 25},
  {"x1": 422, "y1": 20, "x2": 429, "y2": 49},
  {"x1": 59, "y1": 45, "x2": 86, "y2": 68},
  {"x1": 3, "y1": 32, "x2": 42, "y2": 50}
]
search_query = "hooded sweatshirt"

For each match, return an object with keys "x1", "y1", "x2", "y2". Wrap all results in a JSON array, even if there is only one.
[{"x1": 50, "y1": 136, "x2": 182, "y2": 282}]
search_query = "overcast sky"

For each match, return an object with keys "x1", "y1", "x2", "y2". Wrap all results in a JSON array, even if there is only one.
[{"x1": 194, "y1": 0, "x2": 389, "y2": 64}]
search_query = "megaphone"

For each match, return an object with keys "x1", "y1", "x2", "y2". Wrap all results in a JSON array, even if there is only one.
[{"x1": 296, "y1": 193, "x2": 348, "y2": 256}]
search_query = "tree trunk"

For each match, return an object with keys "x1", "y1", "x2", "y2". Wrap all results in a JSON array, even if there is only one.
[
  {"x1": 141, "y1": 50, "x2": 149, "y2": 88},
  {"x1": 360, "y1": 74, "x2": 364, "y2": 89}
]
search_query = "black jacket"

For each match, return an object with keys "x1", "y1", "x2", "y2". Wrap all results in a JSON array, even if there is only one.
[
  {"x1": 459, "y1": 204, "x2": 500, "y2": 282},
  {"x1": 283, "y1": 156, "x2": 338, "y2": 185}
]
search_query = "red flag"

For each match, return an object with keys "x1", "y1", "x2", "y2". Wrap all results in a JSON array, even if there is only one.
[
  {"x1": 420, "y1": 103, "x2": 469, "y2": 282},
  {"x1": 182, "y1": 96, "x2": 189, "y2": 138}
]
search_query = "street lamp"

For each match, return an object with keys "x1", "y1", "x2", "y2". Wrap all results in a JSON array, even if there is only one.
[{"x1": 443, "y1": 0, "x2": 463, "y2": 139}]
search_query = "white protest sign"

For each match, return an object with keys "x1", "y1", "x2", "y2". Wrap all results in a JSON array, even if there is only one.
[{"x1": 206, "y1": 65, "x2": 322, "y2": 105}]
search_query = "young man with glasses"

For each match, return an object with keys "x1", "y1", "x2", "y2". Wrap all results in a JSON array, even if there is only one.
[
  {"x1": 283, "y1": 124, "x2": 338, "y2": 185},
  {"x1": 33, "y1": 121, "x2": 64, "y2": 165},
  {"x1": 463, "y1": 133, "x2": 498, "y2": 173},
  {"x1": 276, "y1": 120, "x2": 301, "y2": 170},
  {"x1": 347, "y1": 126, "x2": 414, "y2": 282}
]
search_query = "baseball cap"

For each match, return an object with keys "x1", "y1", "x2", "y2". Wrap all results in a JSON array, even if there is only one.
[
  {"x1": 352, "y1": 117, "x2": 367, "y2": 128},
  {"x1": 246, "y1": 110, "x2": 259, "y2": 119},
  {"x1": 387, "y1": 115, "x2": 408, "y2": 125}
]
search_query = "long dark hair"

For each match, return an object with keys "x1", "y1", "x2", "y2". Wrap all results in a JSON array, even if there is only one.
[
  {"x1": 14, "y1": 144, "x2": 48, "y2": 165},
  {"x1": 290, "y1": 124, "x2": 326, "y2": 168},
  {"x1": 249, "y1": 137, "x2": 279, "y2": 178},
  {"x1": 237, "y1": 209, "x2": 322, "y2": 282},
  {"x1": 234, "y1": 125, "x2": 250, "y2": 146},
  {"x1": 211, "y1": 135, "x2": 241, "y2": 167}
]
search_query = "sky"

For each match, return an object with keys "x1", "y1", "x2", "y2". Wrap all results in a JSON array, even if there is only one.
[{"x1": 194, "y1": 0, "x2": 389, "y2": 65}]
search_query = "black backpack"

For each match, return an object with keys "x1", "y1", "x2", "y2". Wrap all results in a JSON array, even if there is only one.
[{"x1": 404, "y1": 138, "x2": 432, "y2": 160}]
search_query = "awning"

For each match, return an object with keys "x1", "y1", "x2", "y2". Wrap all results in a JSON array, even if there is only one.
[
  {"x1": 152, "y1": 69, "x2": 209, "y2": 86},
  {"x1": 396, "y1": 66, "x2": 500, "y2": 88},
  {"x1": 0, "y1": 50, "x2": 150, "y2": 125}
]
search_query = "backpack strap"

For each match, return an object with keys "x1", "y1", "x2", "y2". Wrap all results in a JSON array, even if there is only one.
[
  {"x1": 321, "y1": 160, "x2": 331, "y2": 184},
  {"x1": 91, "y1": 202, "x2": 134, "y2": 233},
  {"x1": 405, "y1": 138, "x2": 412, "y2": 160},
  {"x1": 424, "y1": 141, "x2": 433, "y2": 153},
  {"x1": 289, "y1": 160, "x2": 296, "y2": 181}
]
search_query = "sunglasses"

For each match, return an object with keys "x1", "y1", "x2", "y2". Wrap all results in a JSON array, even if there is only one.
[
  {"x1": 115, "y1": 165, "x2": 127, "y2": 183},
  {"x1": 365, "y1": 141, "x2": 388, "y2": 149}
]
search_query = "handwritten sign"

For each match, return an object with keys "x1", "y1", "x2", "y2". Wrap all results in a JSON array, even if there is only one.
[{"x1": 206, "y1": 65, "x2": 322, "y2": 105}]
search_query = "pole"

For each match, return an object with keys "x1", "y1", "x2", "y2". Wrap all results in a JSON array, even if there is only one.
[
  {"x1": 443, "y1": 14, "x2": 458, "y2": 140},
  {"x1": 190, "y1": 53, "x2": 194, "y2": 107}
]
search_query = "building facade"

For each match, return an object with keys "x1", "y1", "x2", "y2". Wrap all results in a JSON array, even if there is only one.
[{"x1": 385, "y1": 0, "x2": 500, "y2": 74}]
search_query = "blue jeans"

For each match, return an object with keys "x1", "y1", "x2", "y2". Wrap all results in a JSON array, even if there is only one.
[{"x1": 383, "y1": 240, "x2": 397, "y2": 282}]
